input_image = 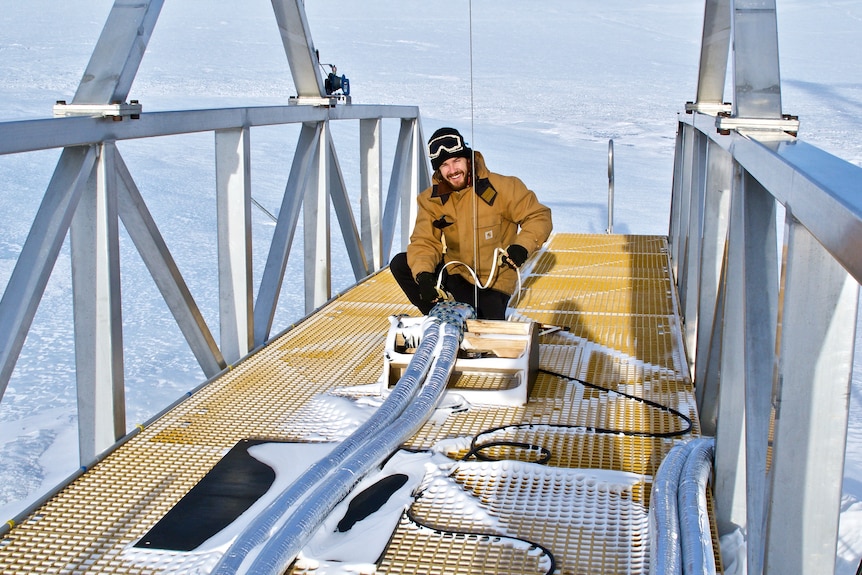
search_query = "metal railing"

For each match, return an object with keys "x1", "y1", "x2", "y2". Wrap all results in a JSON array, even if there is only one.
[
  {"x1": 0, "y1": 103, "x2": 429, "y2": 465},
  {"x1": 669, "y1": 110, "x2": 861, "y2": 575}
]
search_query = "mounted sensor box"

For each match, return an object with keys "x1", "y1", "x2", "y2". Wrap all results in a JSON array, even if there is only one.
[{"x1": 382, "y1": 317, "x2": 539, "y2": 407}]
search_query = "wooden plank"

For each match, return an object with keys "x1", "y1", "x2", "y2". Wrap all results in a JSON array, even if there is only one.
[{"x1": 460, "y1": 333, "x2": 526, "y2": 359}]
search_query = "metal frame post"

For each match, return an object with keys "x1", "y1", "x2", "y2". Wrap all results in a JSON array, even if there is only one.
[
  {"x1": 216, "y1": 127, "x2": 253, "y2": 364},
  {"x1": 304, "y1": 121, "x2": 332, "y2": 312},
  {"x1": 692, "y1": 140, "x2": 732, "y2": 434},
  {"x1": 71, "y1": 141, "x2": 125, "y2": 463},
  {"x1": 764, "y1": 217, "x2": 858, "y2": 574},
  {"x1": 679, "y1": 130, "x2": 708, "y2": 368},
  {"x1": 360, "y1": 118, "x2": 384, "y2": 270},
  {"x1": 731, "y1": 0, "x2": 782, "y2": 119}
]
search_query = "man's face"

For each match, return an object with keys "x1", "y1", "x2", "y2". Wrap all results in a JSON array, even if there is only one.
[{"x1": 439, "y1": 157, "x2": 470, "y2": 191}]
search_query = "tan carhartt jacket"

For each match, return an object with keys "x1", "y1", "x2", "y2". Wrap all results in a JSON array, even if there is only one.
[{"x1": 407, "y1": 151, "x2": 552, "y2": 295}]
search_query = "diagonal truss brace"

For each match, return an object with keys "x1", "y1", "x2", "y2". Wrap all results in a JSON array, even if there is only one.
[
  {"x1": 114, "y1": 153, "x2": 225, "y2": 378},
  {"x1": 0, "y1": 146, "x2": 97, "y2": 401}
]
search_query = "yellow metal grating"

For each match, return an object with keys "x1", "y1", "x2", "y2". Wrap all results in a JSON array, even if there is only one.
[
  {"x1": 518, "y1": 274, "x2": 675, "y2": 316},
  {"x1": 530, "y1": 249, "x2": 671, "y2": 280},
  {"x1": 0, "y1": 233, "x2": 715, "y2": 574}
]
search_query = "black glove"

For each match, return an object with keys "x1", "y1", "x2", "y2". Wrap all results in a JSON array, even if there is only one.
[
  {"x1": 503, "y1": 244, "x2": 528, "y2": 268},
  {"x1": 416, "y1": 272, "x2": 439, "y2": 304}
]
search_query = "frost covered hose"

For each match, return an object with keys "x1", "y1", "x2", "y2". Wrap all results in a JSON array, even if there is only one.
[
  {"x1": 243, "y1": 301, "x2": 475, "y2": 575},
  {"x1": 650, "y1": 442, "x2": 687, "y2": 575},
  {"x1": 679, "y1": 438, "x2": 716, "y2": 575},
  {"x1": 211, "y1": 316, "x2": 442, "y2": 574},
  {"x1": 649, "y1": 437, "x2": 717, "y2": 575}
]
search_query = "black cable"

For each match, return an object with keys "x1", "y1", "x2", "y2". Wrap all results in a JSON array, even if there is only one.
[
  {"x1": 461, "y1": 368, "x2": 692, "y2": 464},
  {"x1": 463, "y1": 439, "x2": 551, "y2": 464},
  {"x1": 405, "y1": 501, "x2": 556, "y2": 575},
  {"x1": 538, "y1": 367, "x2": 694, "y2": 438}
]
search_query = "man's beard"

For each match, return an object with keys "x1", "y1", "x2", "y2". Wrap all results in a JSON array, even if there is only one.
[{"x1": 444, "y1": 168, "x2": 471, "y2": 191}]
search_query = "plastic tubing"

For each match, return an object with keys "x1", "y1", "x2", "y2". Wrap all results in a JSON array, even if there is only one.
[
  {"x1": 246, "y1": 305, "x2": 469, "y2": 574},
  {"x1": 211, "y1": 318, "x2": 441, "y2": 574},
  {"x1": 650, "y1": 441, "x2": 688, "y2": 575},
  {"x1": 649, "y1": 437, "x2": 717, "y2": 575},
  {"x1": 679, "y1": 438, "x2": 716, "y2": 575}
]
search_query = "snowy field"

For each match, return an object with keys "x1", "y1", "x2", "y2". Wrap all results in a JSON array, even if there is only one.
[{"x1": 1, "y1": 0, "x2": 861, "y2": 572}]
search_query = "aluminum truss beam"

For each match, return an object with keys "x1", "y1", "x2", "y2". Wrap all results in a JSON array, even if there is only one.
[
  {"x1": 672, "y1": 111, "x2": 862, "y2": 575},
  {"x1": 360, "y1": 119, "x2": 384, "y2": 270},
  {"x1": 731, "y1": 0, "x2": 783, "y2": 119},
  {"x1": 304, "y1": 122, "x2": 332, "y2": 312},
  {"x1": 694, "y1": 0, "x2": 731, "y2": 109},
  {"x1": 0, "y1": 0, "x2": 430, "y2": 471},
  {"x1": 673, "y1": 2, "x2": 860, "y2": 572},
  {"x1": 765, "y1": 219, "x2": 857, "y2": 573},
  {"x1": 50, "y1": 0, "x2": 164, "y2": 464},
  {"x1": 70, "y1": 142, "x2": 126, "y2": 463},
  {"x1": 216, "y1": 128, "x2": 254, "y2": 364},
  {"x1": 114, "y1": 152, "x2": 225, "y2": 378},
  {"x1": 0, "y1": 146, "x2": 96, "y2": 400},
  {"x1": 254, "y1": 123, "x2": 320, "y2": 344},
  {"x1": 271, "y1": 0, "x2": 326, "y2": 99},
  {"x1": 72, "y1": 0, "x2": 164, "y2": 105}
]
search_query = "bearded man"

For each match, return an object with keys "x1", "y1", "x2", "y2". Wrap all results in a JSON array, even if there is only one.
[{"x1": 389, "y1": 127, "x2": 553, "y2": 320}]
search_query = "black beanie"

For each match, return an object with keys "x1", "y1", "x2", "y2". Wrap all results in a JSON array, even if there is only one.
[{"x1": 428, "y1": 127, "x2": 472, "y2": 171}]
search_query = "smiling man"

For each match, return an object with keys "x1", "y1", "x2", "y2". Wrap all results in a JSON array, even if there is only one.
[{"x1": 389, "y1": 127, "x2": 553, "y2": 320}]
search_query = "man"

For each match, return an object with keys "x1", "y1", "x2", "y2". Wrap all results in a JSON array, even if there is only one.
[{"x1": 390, "y1": 127, "x2": 552, "y2": 320}]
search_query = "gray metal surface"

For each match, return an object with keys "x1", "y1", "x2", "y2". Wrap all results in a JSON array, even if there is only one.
[
  {"x1": 0, "y1": 105, "x2": 423, "y2": 156},
  {"x1": 674, "y1": 115, "x2": 861, "y2": 574},
  {"x1": 303, "y1": 121, "x2": 332, "y2": 312},
  {"x1": 692, "y1": 141, "x2": 731, "y2": 436},
  {"x1": 360, "y1": 119, "x2": 384, "y2": 269}
]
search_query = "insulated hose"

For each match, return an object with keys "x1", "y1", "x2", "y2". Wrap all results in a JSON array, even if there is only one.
[
  {"x1": 210, "y1": 317, "x2": 440, "y2": 574},
  {"x1": 215, "y1": 301, "x2": 475, "y2": 574},
  {"x1": 649, "y1": 437, "x2": 716, "y2": 575},
  {"x1": 679, "y1": 438, "x2": 717, "y2": 575}
]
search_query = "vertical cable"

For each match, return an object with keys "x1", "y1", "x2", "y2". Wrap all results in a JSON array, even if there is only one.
[{"x1": 468, "y1": 0, "x2": 479, "y2": 309}]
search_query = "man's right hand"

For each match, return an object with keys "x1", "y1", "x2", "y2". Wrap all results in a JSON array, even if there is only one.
[{"x1": 416, "y1": 272, "x2": 439, "y2": 305}]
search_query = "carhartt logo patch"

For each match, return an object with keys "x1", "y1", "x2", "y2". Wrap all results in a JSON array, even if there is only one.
[{"x1": 484, "y1": 230, "x2": 494, "y2": 240}]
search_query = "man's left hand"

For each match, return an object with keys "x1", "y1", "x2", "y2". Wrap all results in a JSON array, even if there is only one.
[{"x1": 503, "y1": 244, "x2": 528, "y2": 268}]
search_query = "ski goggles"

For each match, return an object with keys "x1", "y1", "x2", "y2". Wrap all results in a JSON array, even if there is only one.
[{"x1": 428, "y1": 133, "x2": 467, "y2": 160}]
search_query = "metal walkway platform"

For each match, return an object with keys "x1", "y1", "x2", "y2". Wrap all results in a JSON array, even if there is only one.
[{"x1": 0, "y1": 233, "x2": 711, "y2": 574}]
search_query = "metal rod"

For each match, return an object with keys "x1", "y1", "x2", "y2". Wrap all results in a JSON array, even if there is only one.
[{"x1": 607, "y1": 139, "x2": 615, "y2": 234}]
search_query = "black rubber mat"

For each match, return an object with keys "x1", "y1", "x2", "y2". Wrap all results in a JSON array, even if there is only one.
[{"x1": 134, "y1": 438, "x2": 277, "y2": 551}]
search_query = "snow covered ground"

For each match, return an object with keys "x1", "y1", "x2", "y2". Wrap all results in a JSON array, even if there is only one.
[{"x1": 1, "y1": 0, "x2": 861, "y2": 572}]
